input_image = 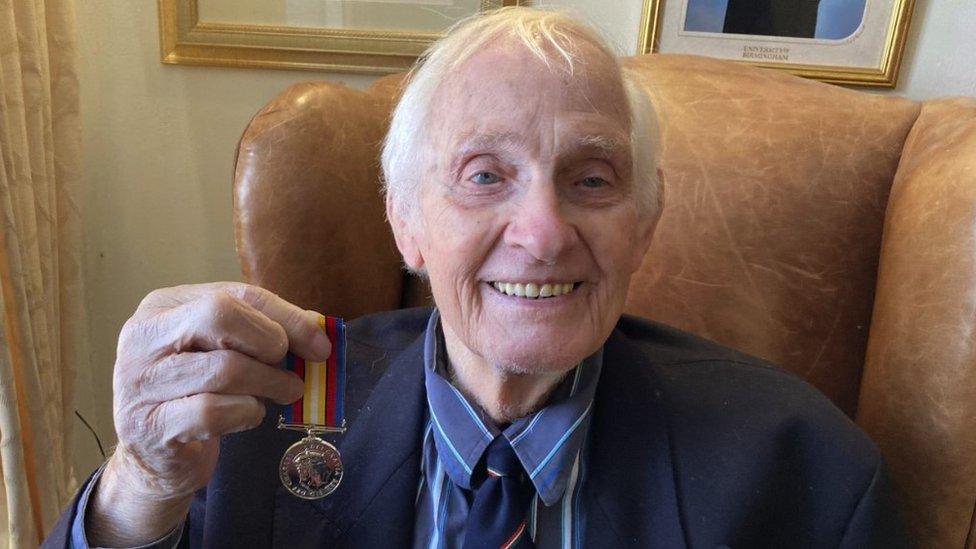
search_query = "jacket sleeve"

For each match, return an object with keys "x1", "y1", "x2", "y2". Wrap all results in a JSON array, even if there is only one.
[
  {"x1": 42, "y1": 466, "x2": 186, "y2": 549},
  {"x1": 42, "y1": 467, "x2": 98, "y2": 548}
]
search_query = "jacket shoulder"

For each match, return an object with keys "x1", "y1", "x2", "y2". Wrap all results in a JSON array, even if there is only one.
[
  {"x1": 605, "y1": 315, "x2": 889, "y2": 545},
  {"x1": 345, "y1": 307, "x2": 432, "y2": 351},
  {"x1": 612, "y1": 314, "x2": 859, "y2": 429}
]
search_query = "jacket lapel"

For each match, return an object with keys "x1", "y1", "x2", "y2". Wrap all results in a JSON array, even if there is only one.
[
  {"x1": 584, "y1": 328, "x2": 688, "y2": 547},
  {"x1": 272, "y1": 331, "x2": 428, "y2": 547}
]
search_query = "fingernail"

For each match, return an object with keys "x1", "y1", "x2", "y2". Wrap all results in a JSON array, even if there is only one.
[
  {"x1": 310, "y1": 313, "x2": 331, "y2": 360},
  {"x1": 291, "y1": 375, "x2": 305, "y2": 401}
]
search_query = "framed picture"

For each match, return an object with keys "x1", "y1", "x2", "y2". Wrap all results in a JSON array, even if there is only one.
[
  {"x1": 158, "y1": 0, "x2": 523, "y2": 74},
  {"x1": 638, "y1": 0, "x2": 916, "y2": 87}
]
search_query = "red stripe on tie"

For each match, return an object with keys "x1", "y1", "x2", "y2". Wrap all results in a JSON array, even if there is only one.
[
  {"x1": 291, "y1": 355, "x2": 305, "y2": 423},
  {"x1": 500, "y1": 521, "x2": 526, "y2": 549},
  {"x1": 325, "y1": 316, "x2": 338, "y2": 425}
]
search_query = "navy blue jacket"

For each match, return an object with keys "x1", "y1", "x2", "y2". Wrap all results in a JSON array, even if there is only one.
[{"x1": 45, "y1": 308, "x2": 908, "y2": 548}]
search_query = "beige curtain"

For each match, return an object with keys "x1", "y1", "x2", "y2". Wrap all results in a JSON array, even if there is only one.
[{"x1": 0, "y1": 0, "x2": 84, "y2": 545}]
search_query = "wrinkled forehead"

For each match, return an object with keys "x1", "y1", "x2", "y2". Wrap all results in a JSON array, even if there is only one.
[{"x1": 425, "y1": 38, "x2": 631, "y2": 153}]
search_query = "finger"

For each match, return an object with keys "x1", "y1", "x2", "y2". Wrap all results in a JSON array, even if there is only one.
[
  {"x1": 157, "y1": 393, "x2": 266, "y2": 444},
  {"x1": 145, "y1": 350, "x2": 304, "y2": 405},
  {"x1": 170, "y1": 292, "x2": 290, "y2": 364},
  {"x1": 138, "y1": 282, "x2": 331, "y2": 362},
  {"x1": 218, "y1": 283, "x2": 331, "y2": 362}
]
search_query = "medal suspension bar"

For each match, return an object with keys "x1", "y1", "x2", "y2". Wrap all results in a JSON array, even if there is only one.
[{"x1": 277, "y1": 416, "x2": 348, "y2": 436}]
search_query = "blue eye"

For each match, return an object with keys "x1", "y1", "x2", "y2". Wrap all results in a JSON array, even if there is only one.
[
  {"x1": 470, "y1": 171, "x2": 501, "y2": 185},
  {"x1": 580, "y1": 176, "x2": 607, "y2": 188}
]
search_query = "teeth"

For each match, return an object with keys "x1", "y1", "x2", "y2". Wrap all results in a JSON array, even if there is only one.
[{"x1": 491, "y1": 281, "x2": 577, "y2": 299}]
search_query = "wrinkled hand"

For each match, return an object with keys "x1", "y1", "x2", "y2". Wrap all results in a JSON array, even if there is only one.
[{"x1": 89, "y1": 282, "x2": 328, "y2": 545}]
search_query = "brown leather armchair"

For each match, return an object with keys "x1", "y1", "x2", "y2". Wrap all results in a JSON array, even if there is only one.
[{"x1": 232, "y1": 54, "x2": 976, "y2": 548}]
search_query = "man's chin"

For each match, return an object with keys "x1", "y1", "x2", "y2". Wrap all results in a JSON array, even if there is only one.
[
  {"x1": 479, "y1": 318, "x2": 607, "y2": 366},
  {"x1": 481, "y1": 343, "x2": 593, "y2": 377}
]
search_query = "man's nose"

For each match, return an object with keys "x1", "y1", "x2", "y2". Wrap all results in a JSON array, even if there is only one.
[{"x1": 503, "y1": 181, "x2": 579, "y2": 264}]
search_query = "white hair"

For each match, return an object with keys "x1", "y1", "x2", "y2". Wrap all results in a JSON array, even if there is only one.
[{"x1": 381, "y1": 6, "x2": 662, "y2": 219}]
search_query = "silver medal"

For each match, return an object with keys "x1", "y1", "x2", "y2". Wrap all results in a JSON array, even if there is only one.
[{"x1": 278, "y1": 435, "x2": 344, "y2": 499}]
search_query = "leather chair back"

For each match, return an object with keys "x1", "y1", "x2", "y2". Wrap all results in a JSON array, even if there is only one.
[{"x1": 233, "y1": 54, "x2": 976, "y2": 548}]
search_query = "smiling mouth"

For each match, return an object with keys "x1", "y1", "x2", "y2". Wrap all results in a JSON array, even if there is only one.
[{"x1": 488, "y1": 281, "x2": 579, "y2": 299}]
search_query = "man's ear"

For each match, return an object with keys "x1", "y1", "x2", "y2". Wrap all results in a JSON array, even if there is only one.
[{"x1": 386, "y1": 194, "x2": 426, "y2": 271}]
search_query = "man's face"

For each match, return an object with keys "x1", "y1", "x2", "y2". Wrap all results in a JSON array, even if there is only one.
[{"x1": 391, "y1": 40, "x2": 657, "y2": 374}]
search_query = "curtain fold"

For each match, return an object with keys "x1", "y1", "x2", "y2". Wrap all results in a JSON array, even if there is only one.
[{"x1": 0, "y1": 0, "x2": 82, "y2": 545}]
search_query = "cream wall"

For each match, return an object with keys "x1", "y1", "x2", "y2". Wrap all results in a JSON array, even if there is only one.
[
  {"x1": 72, "y1": 0, "x2": 976, "y2": 475},
  {"x1": 72, "y1": 2, "x2": 374, "y2": 474}
]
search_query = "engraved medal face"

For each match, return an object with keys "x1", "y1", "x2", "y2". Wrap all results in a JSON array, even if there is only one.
[{"x1": 279, "y1": 437, "x2": 343, "y2": 499}]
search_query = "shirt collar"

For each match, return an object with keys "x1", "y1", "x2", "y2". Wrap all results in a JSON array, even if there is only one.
[{"x1": 422, "y1": 308, "x2": 602, "y2": 506}]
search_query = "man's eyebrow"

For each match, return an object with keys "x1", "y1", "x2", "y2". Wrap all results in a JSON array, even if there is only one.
[
  {"x1": 446, "y1": 132, "x2": 629, "y2": 175},
  {"x1": 455, "y1": 133, "x2": 625, "y2": 152},
  {"x1": 452, "y1": 132, "x2": 527, "y2": 154},
  {"x1": 448, "y1": 132, "x2": 527, "y2": 173},
  {"x1": 569, "y1": 135, "x2": 628, "y2": 157}
]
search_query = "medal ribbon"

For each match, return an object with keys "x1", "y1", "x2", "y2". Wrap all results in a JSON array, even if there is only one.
[{"x1": 280, "y1": 315, "x2": 345, "y2": 427}]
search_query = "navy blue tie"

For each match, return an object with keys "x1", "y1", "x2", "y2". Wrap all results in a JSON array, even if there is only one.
[{"x1": 463, "y1": 436, "x2": 536, "y2": 549}]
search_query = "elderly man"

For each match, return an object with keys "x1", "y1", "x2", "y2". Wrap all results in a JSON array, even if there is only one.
[{"x1": 48, "y1": 7, "x2": 907, "y2": 548}]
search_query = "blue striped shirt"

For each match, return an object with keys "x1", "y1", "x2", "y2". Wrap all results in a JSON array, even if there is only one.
[{"x1": 414, "y1": 309, "x2": 602, "y2": 549}]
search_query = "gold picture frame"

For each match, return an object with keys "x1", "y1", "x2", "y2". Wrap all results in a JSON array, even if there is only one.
[
  {"x1": 158, "y1": 0, "x2": 524, "y2": 74},
  {"x1": 638, "y1": 0, "x2": 916, "y2": 87}
]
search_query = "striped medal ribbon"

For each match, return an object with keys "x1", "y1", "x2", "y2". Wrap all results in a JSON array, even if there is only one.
[{"x1": 277, "y1": 315, "x2": 347, "y2": 499}]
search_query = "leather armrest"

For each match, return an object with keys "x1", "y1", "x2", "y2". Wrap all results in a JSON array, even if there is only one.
[{"x1": 858, "y1": 98, "x2": 976, "y2": 548}]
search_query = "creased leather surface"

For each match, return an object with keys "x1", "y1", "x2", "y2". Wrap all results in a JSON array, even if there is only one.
[
  {"x1": 233, "y1": 81, "x2": 403, "y2": 318},
  {"x1": 857, "y1": 98, "x2": 976, "y2": 549},
  {"x1": 622, "y1": 54, "x2": 919, "y2": 415}
]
